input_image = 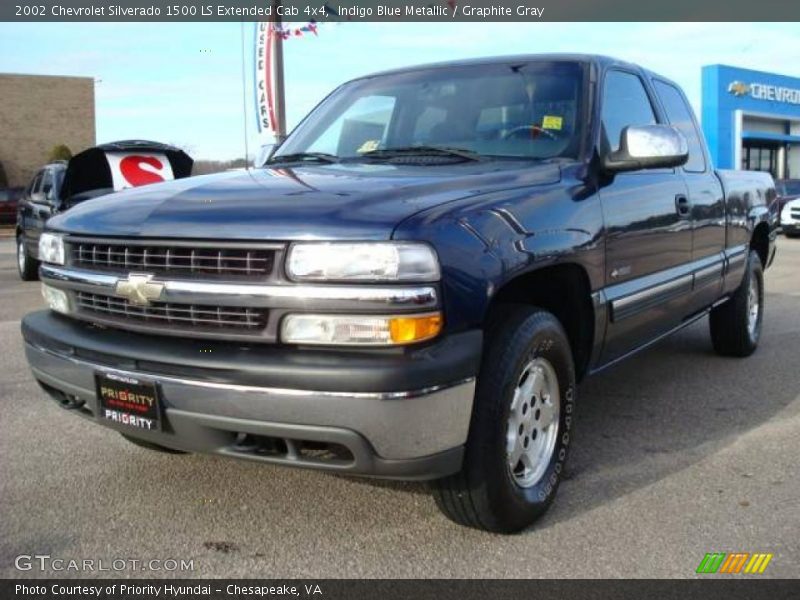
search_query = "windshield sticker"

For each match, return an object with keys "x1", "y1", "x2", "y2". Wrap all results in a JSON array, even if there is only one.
[
  {"x1": 357, "y1": 140, "x2": 381, "y2": 153},
  {"x1": 542, "y1": 116, "x2": 564, "y2": 130}
]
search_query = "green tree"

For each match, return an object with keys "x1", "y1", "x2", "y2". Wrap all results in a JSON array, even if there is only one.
[{"x1": 48, "y1": 144, "x2": 73, "y2": 162}]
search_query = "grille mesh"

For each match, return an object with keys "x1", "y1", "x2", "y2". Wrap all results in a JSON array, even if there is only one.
[
  {"x1": 76, "y1": 292, "x2": 267, "y2": 331},
  {"x1": 71, "y1": 243, "x2": 274, "y2": 278}
]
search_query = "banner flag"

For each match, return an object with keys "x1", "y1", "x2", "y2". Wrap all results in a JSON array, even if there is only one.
[{"x1": 254, "y1": 21, "x2": 277, "y2": 134}]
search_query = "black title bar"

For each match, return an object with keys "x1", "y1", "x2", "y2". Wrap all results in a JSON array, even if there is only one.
[
  {"x1": 3, "y1": 0, "x2": 800, "y2": 22},
  {"x1": 4, "y1": 579, "x2": 800, "y2": 600}
]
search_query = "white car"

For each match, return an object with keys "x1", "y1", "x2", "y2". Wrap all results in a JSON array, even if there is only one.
[{"x1": 782, "y1": 197, "x2": 800, "y2": 238}]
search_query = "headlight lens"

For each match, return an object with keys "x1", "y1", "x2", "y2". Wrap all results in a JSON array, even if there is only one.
[
  {"x1": 286, "y1": 242, "x2": 440, "y2": 282},
  {"x1": 281, "y1": 313, "x2": 443, "y2": 346},
  {"x1": 39, "y1": 232, "x2": 65, "y2": 265},
  {"x1": 41, "y1": 283, "x2": 70, "y2": 314}
]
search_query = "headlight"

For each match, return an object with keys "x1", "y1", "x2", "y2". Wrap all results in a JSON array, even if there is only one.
[
  {"x1": 41, "y1": 283, "x2": 70, "y2": 314},
  {"x1": 281, "y1": 313, "x2": 443, "y2": 346},
  {"x1": 39, "y1": 232, "x2": 65, "y2": 265},
  {"x1": 286, "y1": 242, "x2": 440, "y2": 282}
]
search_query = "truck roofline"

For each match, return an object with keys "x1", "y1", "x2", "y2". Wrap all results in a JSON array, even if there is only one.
[{"x1": 349, "y1": 53, "x2": 641, "y2": 82}]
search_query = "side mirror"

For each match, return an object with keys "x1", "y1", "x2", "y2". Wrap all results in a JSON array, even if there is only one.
[
  {"x1": 604, "y1": 124, "x2": 689, "y2": 173},
  {"x1": 255, "y1": 143, "x2": 277, "y2": 168}
]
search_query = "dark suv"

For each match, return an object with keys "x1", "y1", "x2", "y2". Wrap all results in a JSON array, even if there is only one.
[{"x1": 16, "y1": 162, "x2": 66, "y2": 280}]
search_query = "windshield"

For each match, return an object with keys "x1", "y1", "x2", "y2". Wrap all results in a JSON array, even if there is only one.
[{"x1": 274, "y1": 60, "x2": 585, "y2": 162}]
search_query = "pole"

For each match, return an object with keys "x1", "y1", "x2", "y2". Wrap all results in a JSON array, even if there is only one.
[
  {"x1": 239, "y1": 21, "x2": 250, "y2": 166},
  {"x1": 272, "y1": 0, "x2": 287, "y2": 143}
]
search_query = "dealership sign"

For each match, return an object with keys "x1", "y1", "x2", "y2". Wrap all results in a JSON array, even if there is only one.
[
  {"x1": 728, "y1": 80, "x2": 800, "y2": 105},
  {"x1": 254, "y1": 22, "x2": 277, "y2": 134},
  {"x1": 104, "y1": 153, "x2": 175, "y2": 190}
]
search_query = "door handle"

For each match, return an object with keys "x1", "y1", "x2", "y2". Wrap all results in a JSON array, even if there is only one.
[{"x1": 675, "y1": 194, "x2": 691, "y2": 218}]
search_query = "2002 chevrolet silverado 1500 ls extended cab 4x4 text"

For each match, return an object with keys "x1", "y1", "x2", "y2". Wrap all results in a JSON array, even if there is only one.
[{"x1": 22, "y1": 55, "x2": 776, "y2": 532}]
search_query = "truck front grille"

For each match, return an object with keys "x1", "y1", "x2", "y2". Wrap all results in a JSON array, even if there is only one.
[
  {"x1": 76, "y1": 292, "x2": 268, "y2": 332},
  {"x1": 71, "y1": 242, "x2": 275, "y2": 279}
]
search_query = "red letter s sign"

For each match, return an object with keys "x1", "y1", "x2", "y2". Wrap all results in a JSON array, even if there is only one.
[{"x1": 105, "y1": 152, "x2": 175, "y2": 191}]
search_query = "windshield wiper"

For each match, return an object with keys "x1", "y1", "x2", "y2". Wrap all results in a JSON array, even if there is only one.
[
  {"x1": 361, "y1": 145, "x2": 483, "y2": 162},
  {"x1": 266, "y1": 152, "x2": 339, "y2": 165}
]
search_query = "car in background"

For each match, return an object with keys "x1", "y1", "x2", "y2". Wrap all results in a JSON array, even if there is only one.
[
  {"x1": 0, "y1": 186, "x2": 25, "y2": 225},
  {"x1": 16, "y1": 140, "x2": 193, "y2": 280},
  {"x1": 781, "y1": 197, "x2": 800, "y2": 237},
  {"x1": 776, "y1": 179, "x2": 800, "y2": 218}
]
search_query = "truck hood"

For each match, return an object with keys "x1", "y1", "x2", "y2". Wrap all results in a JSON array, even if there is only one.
[{"x1": 48, "y1": 161, "x2": 561, "y2": 240}]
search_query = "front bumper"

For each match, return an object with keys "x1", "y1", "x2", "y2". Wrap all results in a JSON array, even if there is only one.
[
  {"x1": 781, "y1": 221, "x2": 800, "y2": 234},
  {"x1": 22, "y1": 310, "x2": 481, "y2": 480}
]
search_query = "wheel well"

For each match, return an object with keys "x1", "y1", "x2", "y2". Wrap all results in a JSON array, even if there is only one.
[
  {"x1": 751, "y1": 222, "x2": 769, "y2": 268},
  {"x1": 488, "y1": 264, "x2": 594, "y2": 381}
]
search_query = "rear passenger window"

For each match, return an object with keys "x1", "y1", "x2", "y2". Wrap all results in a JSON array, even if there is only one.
[
  {"x1": 653, "y1": 80, "x2": 707, "y2": 173},
  {"x1": 601, "y1": 71, "x2": 657, "y2": 152}
]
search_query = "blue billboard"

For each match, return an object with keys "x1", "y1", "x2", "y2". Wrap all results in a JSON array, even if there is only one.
[{"x1": 702, "y1": 64, "x2": 800, "y2": 174}]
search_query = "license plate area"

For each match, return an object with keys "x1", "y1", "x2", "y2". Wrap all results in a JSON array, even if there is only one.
[{"x1": 95, "y1": 371, "x2": 161, "y2": 432}]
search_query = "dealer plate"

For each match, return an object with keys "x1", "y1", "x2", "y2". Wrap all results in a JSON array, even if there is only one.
[{"x1": 95, "y1": 372, "x2": 161, "y2": 432}]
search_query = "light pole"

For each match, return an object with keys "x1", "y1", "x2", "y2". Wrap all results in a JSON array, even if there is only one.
[{"x1": 272, "y1": 0, "x2": 287, "y2": 143}]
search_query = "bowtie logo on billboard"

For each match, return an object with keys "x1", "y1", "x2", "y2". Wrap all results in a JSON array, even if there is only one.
[
  {"x1": 104, "y1": 152, "x2": 175, "y2": 191},
  {"x1": 727, "y1": 80, "x2": 800, "y2": 104},
  {"x1": 728, "y1": 81, "x2": 751, "y2": 97}
]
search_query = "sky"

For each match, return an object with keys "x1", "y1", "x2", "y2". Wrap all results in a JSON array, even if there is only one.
[{"x1": 1, "y1": 22, "x2": 799, "y2": 160}]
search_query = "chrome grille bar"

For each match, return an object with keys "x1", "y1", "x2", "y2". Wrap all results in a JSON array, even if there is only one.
[{"x1": 41, "y1": 265, "x2": 439, "y2": 312}]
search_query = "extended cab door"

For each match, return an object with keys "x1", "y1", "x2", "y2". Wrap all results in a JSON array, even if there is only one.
[
  {"x1": 598, "y1": 70, "x2": 693, "y2": 363},
  {"x1": 652, "y1": 79, "x2": 726, "y2": 312}
]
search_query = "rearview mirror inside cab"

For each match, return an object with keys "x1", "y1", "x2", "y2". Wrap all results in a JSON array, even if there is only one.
[{"x1": 604, "y1": 124, "x2": 689, "y2": 173}]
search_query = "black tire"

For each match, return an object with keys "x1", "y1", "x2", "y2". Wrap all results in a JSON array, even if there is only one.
[
  {"x1": 17, "y1": 236, "x2": 39, "y2": 281},
  {"x1": 784, "y1": 232, "x2": 800, "y2": 239},
  {"x1": 433, "y1": 305, "x2": 576, "y2": 533},
  {"x1": 709, "y1": 250, "x2": 764, "y2": 357},
  {"x1": 120, "y1": 433, "x2": 189, "y2": 454}
]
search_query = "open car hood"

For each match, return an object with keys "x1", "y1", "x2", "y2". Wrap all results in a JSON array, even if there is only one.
[{"x1": 60, "y1": 140, "x2": 193, "y2": 202}]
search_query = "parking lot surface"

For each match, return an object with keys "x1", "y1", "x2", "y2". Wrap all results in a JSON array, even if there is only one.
[{"x1": 1, "y1": 235, "x2": 798, "y2": 578}]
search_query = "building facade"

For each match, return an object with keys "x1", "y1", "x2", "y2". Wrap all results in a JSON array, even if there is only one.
[
  {"x1": 702, "y1": 64, "x2": 800, "y2": 180},
  {"x1": 0, "y1": 73, "x2": 95, "y2": 188}
]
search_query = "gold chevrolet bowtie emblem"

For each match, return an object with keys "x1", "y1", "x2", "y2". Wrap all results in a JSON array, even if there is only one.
[
  {"x1": 728, "y1": 81, "x2": 751, "y2": 97},
  {"x1": 115, "y1": 273, "x2": 165, "y2": 306}
]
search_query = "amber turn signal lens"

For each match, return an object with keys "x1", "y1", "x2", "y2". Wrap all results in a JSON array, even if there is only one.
[{"x1": 389, "y1": 313, "x2": 443, "y2": 344}]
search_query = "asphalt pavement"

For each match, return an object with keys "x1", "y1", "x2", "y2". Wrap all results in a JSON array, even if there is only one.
[{"x1": 1, "y1": 235, "x2": 798, "y2": 578}]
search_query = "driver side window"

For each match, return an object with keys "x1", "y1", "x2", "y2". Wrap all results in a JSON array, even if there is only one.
[
  {"x1": 602, "y1": 71, "x2": 657, "y2": 151},
  {"x1": 28, "y1": 171, "x2": 44, "y2": 197},
  {"x1": 308, "y1": 95, "x2": 396, "y2": 156}
]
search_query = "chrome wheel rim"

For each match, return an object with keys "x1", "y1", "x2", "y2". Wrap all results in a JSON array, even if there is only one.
[
  {"x1": 507, "y1": 357, "x2": 560, "y2": 488},
  {"x1": 747, "y1": 275, "x2": 760, "y2": 338},
  {"x1": 17, "y1": 239, "x2": 26, "y2": 273}
]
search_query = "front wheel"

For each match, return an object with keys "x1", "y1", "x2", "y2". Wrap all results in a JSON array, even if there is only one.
[
  {"x1": 17, "y1": 236, "x2": 39, "y2": 281},
  {"x1": 709, "y1": 250, "x2": 764, "y2": 357},
  {"x1": 433, "y1": 305, "x2": 576, "y2": 533}
]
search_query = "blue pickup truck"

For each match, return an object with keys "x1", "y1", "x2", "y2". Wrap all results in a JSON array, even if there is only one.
[{"x1": 22, "y1": 55, "x2": 775, "y2": 533}]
